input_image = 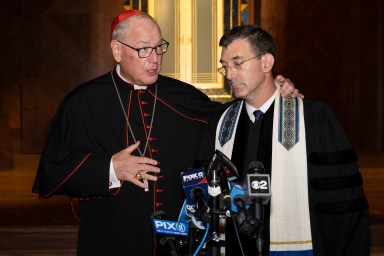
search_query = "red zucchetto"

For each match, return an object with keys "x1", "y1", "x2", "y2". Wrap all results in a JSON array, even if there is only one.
[{"x1": 110, "y1": 9, "x2": 146, "y2": 37}]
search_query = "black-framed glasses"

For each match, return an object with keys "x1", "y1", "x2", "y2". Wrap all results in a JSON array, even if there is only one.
[
  {"x1": 117, "y1": 39, "x2": 169, "y2": 58},
  {"x1": 217, "y1": 55, "x2": 261, "y2": 76}
]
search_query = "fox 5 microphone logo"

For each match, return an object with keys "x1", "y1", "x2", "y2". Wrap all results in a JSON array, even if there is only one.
[
  {"x1": 249, "y1": 175, "x2": 270, "y2": 195},
  {"x1": 182, "y1": 170, "x2": 205, "y2": 184}
]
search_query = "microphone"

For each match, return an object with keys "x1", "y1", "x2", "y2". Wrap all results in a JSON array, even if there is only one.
[
  {"x1": 206, "y1": 150, "x2": 240, "y2": 208},
  {"x1": 229, "y1": 182, "x2": 247, "y2": 213},
  {"x1": 219, "y1": 168, "x2": 231, "y2": 208},
  {"x1": 177, "y1": 201, "x2": 205, "y2": 254},
  {"x1": 229, "y1": 183, "x2": 259, "y2": 237},
  {"x1": 193, "y1": 188, "x2": 210, "y2": 223},
  {"x1": 243, "y1": 161, "x2": 271, "y2": 205},
  {"x1": 207, "y1": 150, "x2": 239, "y2": 182},
  {"x1": 180, "y1": 168, "x2": 210, "y2": 224},
  {"x1": 230, "y1": 161, "x2": 271, "y2": 210},
  {"x1": 151, "y1": 210, "x2": 186, "y2": 256},
  {"x1": 243, "y1": 161, "x2": 271, "y2": 255}
]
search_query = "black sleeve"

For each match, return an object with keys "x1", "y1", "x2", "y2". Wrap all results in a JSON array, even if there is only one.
[
  {"x1": 304, "y1": 100, "x2": 370, "y2": 256},
  {"x1": 32, "y1": 96, "x2": 114, "y2": 199}
]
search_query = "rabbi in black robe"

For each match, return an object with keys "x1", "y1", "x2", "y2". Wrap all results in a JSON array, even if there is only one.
[{"x1": 198, "y1": 24, "x2": 369, "y2": 256}]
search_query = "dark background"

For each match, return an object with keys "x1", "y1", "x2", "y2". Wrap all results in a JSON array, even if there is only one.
[
  {"x1": 0, "y1": 0, "x2": 382, "y2": 159},
  {"x1": 0, "y1": 1, "x2": 382, "y2": 254}
]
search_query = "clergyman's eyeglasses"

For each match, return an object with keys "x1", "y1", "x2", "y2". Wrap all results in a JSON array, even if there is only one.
[
  {"x1": 217, "y1": 55, "x2": 262, "y2": 76},
  {"x1": 117, "y1": 39, "x2": 169, "y2": 58}
]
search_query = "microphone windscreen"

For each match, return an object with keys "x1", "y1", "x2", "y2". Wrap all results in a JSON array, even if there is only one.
[
  {"x1": 151, "y1": 210, "x2": 166, "y2": 220},
  {"x1": 248, "y1": 161, "x2": 265, "y2": 174}
]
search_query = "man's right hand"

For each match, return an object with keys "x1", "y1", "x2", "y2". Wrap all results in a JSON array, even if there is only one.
[{"x1": 112, "y1": 141, "x2": 160, "y2": 189}]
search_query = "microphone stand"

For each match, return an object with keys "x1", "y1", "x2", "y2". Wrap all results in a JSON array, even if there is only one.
[
  {"x1": 186, "y1": 221, "x2": 197, "y2": 256},
  {"x1": 207, "y1": 193, "x2": 221, "y2": 256},
  {"x1": 250, "y1": 198, "x2": 264, "y2": 255},
  {"x1": 206, "y1": 168, "x2": 222, "y2": 256},
  {"x1": 201, "y1": 150, "x2": 241, "y2": 255},
  {"x1": 160, "y1": 236, "x2": 181, "y2": 256}
]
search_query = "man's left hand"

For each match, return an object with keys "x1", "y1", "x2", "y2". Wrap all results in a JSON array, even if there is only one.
[{"x1": 275, "y1": 75, "x2": 304, "y2": 98}]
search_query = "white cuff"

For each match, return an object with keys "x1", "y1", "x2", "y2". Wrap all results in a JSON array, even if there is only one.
[{"x1": 109, "y1": 158, "x2": 121, "y2": 189}]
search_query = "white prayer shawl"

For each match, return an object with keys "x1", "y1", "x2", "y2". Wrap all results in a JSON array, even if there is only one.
[{"x1": 215, "y1": 87, "x2": 313, "y2": 255}]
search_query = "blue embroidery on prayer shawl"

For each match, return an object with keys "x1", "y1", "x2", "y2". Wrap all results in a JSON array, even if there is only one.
[
  {"x1": 278, "y1": 97, "x2": 299, "y2": 150},
  {"x1": 218, "y1": 101, "x2": 242, "y2": 147}
]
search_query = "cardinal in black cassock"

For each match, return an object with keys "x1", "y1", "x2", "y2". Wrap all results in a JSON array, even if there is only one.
[{"x1": 32, "y1": 69, "x2": 224, "y2": 255}]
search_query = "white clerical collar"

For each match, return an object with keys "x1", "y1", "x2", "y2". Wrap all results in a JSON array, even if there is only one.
[
  {"x1": 245, "y1": 88, "x2": 277, "y2": 123},
  {"x1": 116, "y1": 64, "x2": 148, "y2": 90}
]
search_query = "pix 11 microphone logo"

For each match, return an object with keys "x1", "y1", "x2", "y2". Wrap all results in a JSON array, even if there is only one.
[{"x1": 153, "y1": 219, "x2": 189, "y2": 236}]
